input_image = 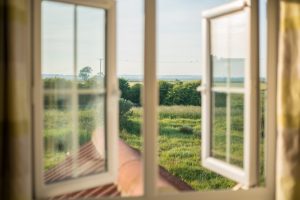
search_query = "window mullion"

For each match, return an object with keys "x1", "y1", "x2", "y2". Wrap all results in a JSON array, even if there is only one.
[
  {"x1": 71, "y1": 5, "x2": 79, "y2": 178},
  {"x1": 226, "y1": 93, "x2": 231, "y2": 163},
  {"x1": 144, "y1": 0, "x2": 158, "y2": 198}
]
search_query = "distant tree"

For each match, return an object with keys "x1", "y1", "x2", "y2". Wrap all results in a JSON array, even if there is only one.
[
  {"x1": 119, "y1": 78, "x2": 130, "y2": 99},
  {"x1": 79, "y1": 66, "x2": 92, "y2": 81},
  {"x1": 159, "y1": 81, "x2": 173, "y2": 105},
  {"x1": 165, "y1": 81, "x2": 201, "y2": 106},
  {"x1": 128, "y1": 83, "x2": 142, "y2": 106},
  {"x1": 43, "y1": 77, "x2": 72, "y2": 89}
]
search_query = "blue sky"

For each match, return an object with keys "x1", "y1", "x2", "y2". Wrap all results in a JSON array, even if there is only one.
[{"x1": 42, "y1": 0, "x2": 266, "y2": 77}]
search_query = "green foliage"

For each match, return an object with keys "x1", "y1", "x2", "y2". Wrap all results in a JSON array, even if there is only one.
[
  {"x1": 119, "y1": 98, "x2": 134, "y2": 130},
  {"x1": 165, "y1": 81, "x2": 201, "y2": 106},
  {"x1": 78, "y1": 75, "x2": 104, "y2": 89},
  {"x1": 43, "y1": 77, "x2": 72, "y2": 89},
  {"x1": 159, "y1": 81, "x2": 173, "y2": 105},
  {"x1": 127, "y1": 83, "x2": 142, "y2": 106},
  {"x1": 119, "y1": 78, "x2": 130, "y2": 99},
  {"x1": 120, "y1": 106, "x2": 236, "y2": 190},
  {"x1": 79, "y1": 66, "x2": 92, "y2": 81}
]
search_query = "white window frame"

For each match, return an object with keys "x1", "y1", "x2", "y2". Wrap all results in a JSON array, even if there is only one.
[
  {"x1": 140, "y1": 0, "x2": 277, "y2": 199},
  {"x1": 200, "y1": 0, "x2": 259, "y2": 187},
  {"x1": 33, "y1": 0, "x2": 118, "y2": 198},
  {"x1": 138, "y1": 0, "x2": 279, "y2": 200},
  {"x1": 30, "y1": 0, "x2": 278, "y2": 199}
]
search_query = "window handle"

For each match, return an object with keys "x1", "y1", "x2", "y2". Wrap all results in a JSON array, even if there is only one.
[{"x1": 197, "y1": 85, "x2": 207, "y2": 94}]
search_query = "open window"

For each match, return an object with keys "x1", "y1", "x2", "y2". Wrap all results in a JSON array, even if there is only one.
[
  {"x1": 33, "y1": 0, "x2": 118, "y2": 198},
  {"x1": 200, "y1": 0, "x2": 259, "y2": 187}
]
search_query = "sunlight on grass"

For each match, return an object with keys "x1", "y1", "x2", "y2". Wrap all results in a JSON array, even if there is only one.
[{"x1": 120, "y1": 106, "x2": 237, "y2": 190}]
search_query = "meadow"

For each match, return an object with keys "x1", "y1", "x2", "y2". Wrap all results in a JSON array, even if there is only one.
[
  {"x1": 120, "y1": 105, "x2": 243, "y2": 190},
  {"x1": 42, "y1": 77, "x2": 265, "y2": 191}
]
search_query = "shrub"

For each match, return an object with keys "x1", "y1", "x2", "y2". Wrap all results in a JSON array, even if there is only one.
[
  {"x1": 159, "y1": 81, "x2": 173, "y2": 105},
  {"x1": 127, "y1": 83, "x2": 142, "y2": 106},
  {"x1": 119, "y1": 78, "x2": 130, "y2": 100},
  {"x1": 119, "y1": 98, "x2": 134, "y2": 130},
  {"x1": 165, "y1": 81, "x2": 201, "y2": 106},
  {"x1": 179, "y1": 126, "x2": 194, "y2": 134}
]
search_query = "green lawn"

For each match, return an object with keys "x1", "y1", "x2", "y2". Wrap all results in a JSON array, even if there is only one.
[{"x1": 120, "y1": 106, "x2": 238, "y2": 190}]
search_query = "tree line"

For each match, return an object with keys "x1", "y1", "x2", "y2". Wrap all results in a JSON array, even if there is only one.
[{"x1": 119, "y1": 78, "x2": 201, "y2": 106}]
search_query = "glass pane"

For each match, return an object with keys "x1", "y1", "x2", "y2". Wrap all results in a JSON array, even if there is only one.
[
  {"x1": 43, "y1": 94, "x2": 73, "y2": 181},
  {"x1": 259, "y1": 0, "x2": 267, "y2": 186},
  {"x1": 211, "y1": 92, "x2": 227, "y2": 161},
  {"x1": 211, "y1": 11, "x2": 247, "y2": 88},
  {"x1": 42, "y1": 1, "x2": 74, "y2": 84},
  {"x1": 77, "y1": 6, "x2": 106, "y2": 89},
  {"x1": 42, "y1": 1, "x2": 107, "y2": 184},
  {"x1": 229, "y1": 94, "x2": 244, "y2": 168},
  {"x1": 211, "y1": 92, "x2": 244, "y2": 169}
]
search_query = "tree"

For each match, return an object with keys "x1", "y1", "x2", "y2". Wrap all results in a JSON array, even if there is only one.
[
  {"x1": 128, "y1": 83, "x2": 142, "y2": 106},
  {"x1": 79, "y1": 66, "x2": 92, "y2": 81},
  {"x1": 165, "y1": 81, "x2": 201, "y2": 106},
  {"x1": 119, "y1": 78, "x2": 130, "y2": 99},
  {"x1": 159, "y1": 81, "x2": 173, "y2": 105}
]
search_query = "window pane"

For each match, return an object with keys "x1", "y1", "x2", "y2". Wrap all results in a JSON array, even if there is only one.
[
  {"x1": 77, "y1": 6, "x2": 106, "y2": 89},
  {"x1": 230, "y1": 93, "x2": 244, "y2": 168},
  {"x1": 211, "y1": 11, "x2": 247, "y2": 88},
  {"x1": 211, "y1": 92, "x2": 227, "y2": 161},
  {"x1": 44, "y1": 94, "x2": 72, "y2": 174},
  {"x1": 211, "y1": 92, "x2": 244, "y2": 168},
  {"x1": 42, "y1": 1, "x2": 74, "y2": 81},
  {"x1": 42, "y1": 1, "x2": 107, "y2": 184}
]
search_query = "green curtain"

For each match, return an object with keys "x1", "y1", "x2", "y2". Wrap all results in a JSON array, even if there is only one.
[
  {"x1": 277, "y1": 0, "x2": 300, "y2": 200},
  {"x1": 0, "y1": 0, "x2": 32, "y2": 199}
]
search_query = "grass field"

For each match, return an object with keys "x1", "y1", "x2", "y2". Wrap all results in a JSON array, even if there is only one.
[
  {"x1": 43, "y1": 84, "x2": 266, "y2": 190},
  {"x1": 120, "y1": 106, "x2": 240, "y2": 190}
]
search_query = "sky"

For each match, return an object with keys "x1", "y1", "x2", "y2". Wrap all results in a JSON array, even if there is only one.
[{"x1": 42, "y1": 0, "x2": 266, "y2": 77}]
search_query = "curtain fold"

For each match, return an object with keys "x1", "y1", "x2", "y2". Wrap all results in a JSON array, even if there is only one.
[
  {"x1": 277, "y1": 0, "x2": 300, "y2": 200},
  {"x1": 0, "y1": 0, "x2": 32, "y2": 199}
]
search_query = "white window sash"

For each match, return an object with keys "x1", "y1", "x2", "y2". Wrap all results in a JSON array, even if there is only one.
[
  {"x1": 201, "y1": 0, "x2": 259, "y2": 187},
  {"x1": 31, "y1": 0, "x2": 278, "y2": 199},
  {"x1": 33, "y1": 0, "x2": 118, "y2": 198},
  {"x1": 139, "y1": 0, "x2": 277, "y2": 199}
]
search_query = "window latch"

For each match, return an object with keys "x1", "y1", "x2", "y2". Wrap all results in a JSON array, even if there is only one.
[{"x1": 196, "y1": 85, "x2": 207, "y2": 94}]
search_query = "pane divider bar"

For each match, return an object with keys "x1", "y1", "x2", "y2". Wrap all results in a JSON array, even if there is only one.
[
  {"x1": 212, "y1": 87, "x2": 245, "y2": 94},
  {"x1": 43, "y1": 89, "x2": 106, "y2": 95},
  {"x1": 226, "y1": 93, "x2": 231, "y2": 163},
  {"x1": 71, "y1": 5, "x2": 79, "y2": 178},
  {"x1": 144, "y1": 0, "x2": 158, "y2": 198}
]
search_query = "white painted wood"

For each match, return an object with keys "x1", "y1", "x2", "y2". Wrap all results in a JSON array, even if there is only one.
[
  {"x1": 33, "y1": 0, "x2": 118, "y2": 198},
  {"x1": 143, "y1": 0, "x2": 158, "y2": 198},
  {"x1": 265, "y1": 0, "x2": 278, "y2": 197},
  {"x1": 71, "y1": 5, "x2": 79, "y2": 179},
  {"x1": 43, "y1": 89, "x2": 106, "y2": 95},
  {"x1": 211, "y1": 87, "x2": 245, "y2": 94},
  {"x1": 201, "y1": 0, "x2": 259, "y2": 187},
  {"x1": 32, "y1": 0, "x2": 278, "y2": 199},
  {"x1": 201, "y1": 18, "x2": 211, "y2": 161},
  {"x1": 202, "y1": 0, "x2": 247, "y2": 19},
  {"x1": 244, "y1": 0, "x2": 259, "y2": 186},
  {"x1": 43, "y1": 0, "x2": 113, "y2": 9}
]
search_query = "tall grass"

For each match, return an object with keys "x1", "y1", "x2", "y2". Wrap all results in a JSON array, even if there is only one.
[{"x1": 120, "y1": 105, "x2": 239, "y2": 190}]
